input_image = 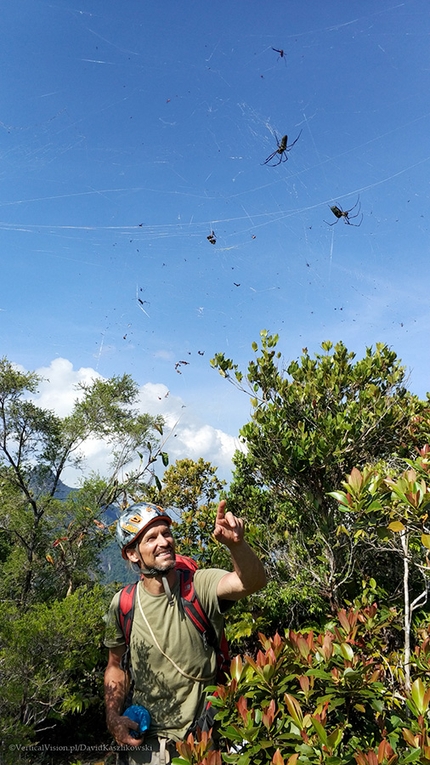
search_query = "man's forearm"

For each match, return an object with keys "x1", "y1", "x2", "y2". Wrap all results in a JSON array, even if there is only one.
[
  {"x1": 217, "y1": 539, "x2": 266, "y2": 600},
  {"x1": 104, "y1": 664, "x2": 127, "y2": 727},
  {"x1": 229, "y1": 539, "x2": 266, "y2": 593},
  {"x1": 104, "y1": 662, "x2": 143, "y2": 744},
  {"x1": 214, "y1": 500, "x2": 267, "y2": 601}
]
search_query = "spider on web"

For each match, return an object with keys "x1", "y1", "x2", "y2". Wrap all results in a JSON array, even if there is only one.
[
  {"x1": 261, "y1": 131, "x2": 302, "y2": 166},
  {"x1": 272, "y1": 47, "x2": 285, "y2": 59},
  {"x1": 324, "y1": 197, "x2": 363, "y2": 227}
]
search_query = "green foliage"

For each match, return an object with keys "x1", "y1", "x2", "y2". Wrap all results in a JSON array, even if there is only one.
[
  {"x1": 0, "y1": 585, "x2": 109, "y2": 757},
  {"x1": 2, "y1": 338, "x2": 429, "y2": 762},
  {"x1": 180, "y1": 601, "x2": 430, "y2": 765},
  {"x1": 0, "y1": 356, "x2": 168, "y2": 753},
  {"x1": 0, "y1": 358, "x2": 167, "y2": 603},
  {"x1": 212, "y1": 335, "x2": 428, "y2": 624},
  {"x1": 330, "y1": 448, "x2": 430, "y2": 690}
]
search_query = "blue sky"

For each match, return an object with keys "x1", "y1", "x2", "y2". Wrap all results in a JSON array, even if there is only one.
[{"x1": 1, "y1": 0, "x2": 430, "y2": 482}]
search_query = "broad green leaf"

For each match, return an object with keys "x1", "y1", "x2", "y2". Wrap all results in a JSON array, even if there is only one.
[
  {"x1": 327, "y1": 727, "x2": 343, "y2": 750},
  {"x1": 311, "y1": 716, "x2": 327, "y2": 745},
  {"x1": 284, "y1": 693, "x2": 303, "y2": 727},
  {"x1": 329, "y1": 491, "x2": 349, "y2": 505},
  {"x1": 398, "y1": 747, "x2": 422, "y2": 763},
  {"x1": 340, "y1": 642, "x2": 354, "y2": 661},
  {"x1": 411, "y1": 677, "x2": 428, "y2": 714}
]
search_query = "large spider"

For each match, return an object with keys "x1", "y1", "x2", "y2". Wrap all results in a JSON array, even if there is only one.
[
  {"x1": 325, "y1": 196, "x2": 363, "y2": 227},
  {"x1": 272, "y1": 47, "x2": 285, "y2": 60},
  {"x1": 261, "y1": 130, "x2": 302, "y2": 166}
]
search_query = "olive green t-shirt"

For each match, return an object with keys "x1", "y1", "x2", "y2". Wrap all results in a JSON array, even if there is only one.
[{"x1": 104, "y1": 568, "x2": 228, "y2": 741}]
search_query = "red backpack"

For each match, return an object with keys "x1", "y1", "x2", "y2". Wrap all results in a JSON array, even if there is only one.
[{"x1": 117, "y1": 554, "x2": 230, "y2": 684}]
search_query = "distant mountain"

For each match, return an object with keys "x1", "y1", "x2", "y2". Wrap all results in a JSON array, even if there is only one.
[
  {"x1": 102, "y1": 502, "x2": 122, "y2": 524},
  {"x1": 28, "y1": 467, "x2": 135, "y2": 586},
  {"x1": 99, "y1": 539, "x2": 138, "y2": 586},
  {"x1": 98, "y1": 504, "x2": 141, "y2": 585},
  {"x1": 29, "y1": 466, "x2": 74, "y2": 500}
]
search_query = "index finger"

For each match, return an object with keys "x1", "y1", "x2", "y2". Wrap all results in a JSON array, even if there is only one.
[{"x1": 216, "y1": 499, "x2": 227, "y2": 521}]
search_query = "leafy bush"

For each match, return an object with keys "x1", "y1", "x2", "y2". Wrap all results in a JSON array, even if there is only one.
[
  {"x1": 0, "y1": 585, "x2": 108, "y2": 758},
  {"x1": 174, "y1": 599, "x2": 430, "y2": 765}
]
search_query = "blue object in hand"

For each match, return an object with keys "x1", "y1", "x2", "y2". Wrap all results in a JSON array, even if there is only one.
[{"x1": 123, "y1": 705, "x2": 151, "y2": 738}]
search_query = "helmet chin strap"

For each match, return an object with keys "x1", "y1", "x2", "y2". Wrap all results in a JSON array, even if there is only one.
[
  {"x1": 138, "y1": 560, "x2": 176, "y2": 606},
  {"x1": 161, "y1": 575, "x2": 174, "y2": 605}
]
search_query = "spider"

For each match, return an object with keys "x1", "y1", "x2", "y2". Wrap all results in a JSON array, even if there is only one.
[
  {"x1": 272, "y1": 47, "x2": 285, "y2": 58},
  {"x1": 207, "y1": 230, "x2": 216, "y2": 244},
  {"x1": 324, "y1": 197, "x2": 363, "y2": 227},
  {"x1": 261, "y1": 131, "x2": 302, "y2": 166}
]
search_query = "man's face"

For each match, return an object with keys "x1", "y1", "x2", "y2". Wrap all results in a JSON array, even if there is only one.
[{"x1": 130, "y1": 519, "x2": 176, "y2": 573}]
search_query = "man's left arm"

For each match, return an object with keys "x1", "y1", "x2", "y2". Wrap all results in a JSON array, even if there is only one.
[{"x1": 214, "y1": 500, "x2": 267, "y2": 601}]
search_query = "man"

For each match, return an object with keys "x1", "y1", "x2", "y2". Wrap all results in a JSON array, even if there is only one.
[{"x1": 104, "y1": 499, "x2": 266, "y2": 764}]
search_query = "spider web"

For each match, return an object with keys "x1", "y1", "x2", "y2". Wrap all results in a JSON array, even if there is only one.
[{"x1": 1, "y1": 0, "x2": 430, "y2": 479}]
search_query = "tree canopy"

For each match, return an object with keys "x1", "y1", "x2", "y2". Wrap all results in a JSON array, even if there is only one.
[
  {"x1": 0, "y1": 357, "x2": 166, "y2": 754},
  {"x1": 212, "y1": 334, "x2": 429, "y2": 627}
]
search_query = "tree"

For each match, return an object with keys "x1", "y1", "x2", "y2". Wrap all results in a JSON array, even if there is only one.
[
  {"x1": 0, "y1": 585, "x2": 108, "y2": 754},
  {"x1": 331, "y1": 447, "x2": 430, "y2": 690},
  {"x1": 0, "y1": 357, "x2": 167, "y2": 751},
  {"x1": 211, "y1": 333, "x2": 428, "y2": 625},
  {"x1": 0, "y1": 357, "x2": 165, "y2": 603}
]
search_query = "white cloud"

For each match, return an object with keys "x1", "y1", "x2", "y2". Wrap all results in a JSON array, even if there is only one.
[
  {"x1": 35, "y1": 358, "x2": 102, "y2": 416},
  {"x1": 30, "y1": 359, "x2": 241, "y2": 486},
  {"x1": 136, "y1": 382, "x2": 243, "y2": 479}
]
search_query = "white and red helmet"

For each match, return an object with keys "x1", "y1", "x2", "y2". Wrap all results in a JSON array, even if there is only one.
[{"x1": 116, "y1": 502, "x2": 172, "y2": 559}]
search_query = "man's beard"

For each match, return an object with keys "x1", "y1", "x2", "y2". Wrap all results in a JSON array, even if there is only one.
[{"x1": 144, "y1": 556, "x2": 176, "y2": 576}]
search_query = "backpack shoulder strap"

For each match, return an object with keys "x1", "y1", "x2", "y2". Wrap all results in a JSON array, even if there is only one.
[
  {"x1": 175, "y1": 553, "x2": 198, "y2": 573},
  {"x1": 118, "y1": 581, "x2": 138, "y2": 646},
  {"x1": 179, "y1": 567, "x2": 230, "y2": 683},
  {"x1": 179, "y1": 568, "x2": 219, "y2": 650}
]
